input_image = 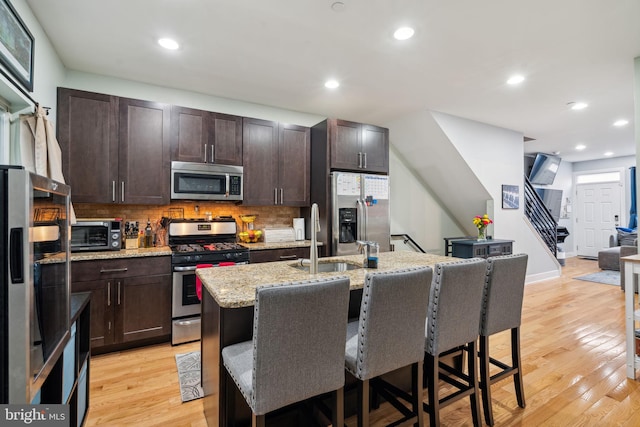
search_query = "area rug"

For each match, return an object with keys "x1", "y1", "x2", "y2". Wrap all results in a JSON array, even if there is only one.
[
  {"x1": 175, "y1": 351, "x2": 204, "y2": 402},
  {"x1": 574, "y1": 270, "x2": 620, "y2": 286}
]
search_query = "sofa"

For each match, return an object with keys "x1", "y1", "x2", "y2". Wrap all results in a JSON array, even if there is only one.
[{"x1": 597, "y1": 228, "x2": 638, "y2": 291}]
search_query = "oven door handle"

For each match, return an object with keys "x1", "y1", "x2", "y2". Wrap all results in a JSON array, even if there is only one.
[{"x1": 173, "y1": 266, "x2": 198, "y2": 272}]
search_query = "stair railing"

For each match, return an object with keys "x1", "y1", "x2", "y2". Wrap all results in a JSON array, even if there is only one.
[{"x1": 524, "y1": 175, "x2": 558, "y2": 256}]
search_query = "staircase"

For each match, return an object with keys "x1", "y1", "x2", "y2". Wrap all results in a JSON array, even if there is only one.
[{"x1": 524, "y1": 175, "x2": 558, "y2": 256}]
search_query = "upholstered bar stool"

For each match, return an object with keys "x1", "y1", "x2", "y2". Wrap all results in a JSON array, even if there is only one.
[
  {"x1": 479, "y1": 253, "x2": 528, "y2": 426},
  {"x1": 423, "y1": 258, "x2": 487, "y2": 427},
  {"x1": 221, "y1": 276, "x2": 350, "y2": 427},
  {"x1": 344, "y1": 267, "x2": 432, "y2": 427}
]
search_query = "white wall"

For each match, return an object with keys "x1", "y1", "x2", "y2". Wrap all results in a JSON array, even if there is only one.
[
  {"x1": 388, "y1": 145, "x2": 464, "y2": 254},
  {"x1": 0, "y1": 0, "x2": 66, "y2": 164},
  {"x1": 0, "y1": 0, "x2": 66, "y2": 118},
  {"x1": 431, "y1": 112, "x2": 560, "y2": 281},
  {"x1": 63, "y1": 71, "x2": 324, "y2": 128}
]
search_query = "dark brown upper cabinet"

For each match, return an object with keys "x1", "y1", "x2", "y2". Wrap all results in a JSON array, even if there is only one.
[
  {"x1": 118, "y1": 97, "x2": 170, "y2": 204},
  {"x1": 57, "y1": 88, "x2": 119, "y2": 204},
  {"x1": 170, "y1": 105, "x2": 242, "y2": 166},
  {"x1": 328, "y1": 119, "x2": 389, "y2": 174},
  {"x1": 57, "y1": 88, "x2": 170, "y2": 205},
  {"x1": 242, "y1": 118, "x2": 310, "y2": 206}
]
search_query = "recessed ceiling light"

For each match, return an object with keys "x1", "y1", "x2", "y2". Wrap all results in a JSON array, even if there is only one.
[
  {"x1": 324, "y1": 79, "x2": 340, "y2": 89},
  {"x1": 393, "y1": 27, "x2": 415, "y2": 41},
  {"x1": 575, "y1": 144, "x2": 586, "y2": 151},
  {"x1": 507, "y1": 75, "x2": 525, "y2": 85},
  {"x1": 569, "y1": 102, "x2": 588, "y2": 110},
  {"x1": 158, "y1": 38, "x2": 179, "y2": 50},
  {"x1": 604, "y1": 151, "x2": 614, "y2": 157},
  {"x1": 613, "y1": 119, "x2": 629, "y2": 127}
]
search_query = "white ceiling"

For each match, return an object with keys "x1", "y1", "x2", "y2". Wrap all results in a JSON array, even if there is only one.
[{"x1": 26, "y1": 0, "x2": 640, "y2": 163}]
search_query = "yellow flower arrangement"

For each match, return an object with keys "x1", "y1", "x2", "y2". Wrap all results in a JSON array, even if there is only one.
[
  {"x1": 472, "y1": 214, "x2": 493, "y2": 229},
  {"x1": 473, "y1": 214, "x2": 493, "y2": 241}
]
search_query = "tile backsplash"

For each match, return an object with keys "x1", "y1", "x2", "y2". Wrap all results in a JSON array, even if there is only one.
[{"x1": 74, "y1": 202, "x2": 301, "y2": 235}]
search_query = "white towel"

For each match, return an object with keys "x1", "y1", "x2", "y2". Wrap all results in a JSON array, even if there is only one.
[{"x1": 18, "y1": 105, "x2": 76, "y2": 223}]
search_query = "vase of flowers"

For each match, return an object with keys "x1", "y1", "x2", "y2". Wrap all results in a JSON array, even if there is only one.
[{"x1": 473, "y1": 214, "x2": 493, "y2": 241}]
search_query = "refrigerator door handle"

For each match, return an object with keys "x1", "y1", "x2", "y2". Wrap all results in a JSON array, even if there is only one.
[
  {"x1": 363, "y1": 200, "x2": 369, "y2": 240},
  {"x1": 356, "y1": 199, "x2": 364, "y2": 241},
  {"x1": 9, "y1": 228, "x2": 24, "y2": 283}
]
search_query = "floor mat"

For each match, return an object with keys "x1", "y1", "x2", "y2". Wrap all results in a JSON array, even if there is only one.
[
  {"x1": 574, "y1": 270, "x2": 620, "y2": 286},
  {"x1": 175, "y1": 351, "x2": 204, "y2": 402}
]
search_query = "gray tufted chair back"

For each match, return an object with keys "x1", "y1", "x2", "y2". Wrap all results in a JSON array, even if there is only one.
[
  {"x1": 251, "y1": 277, "x2": 350, "y2": 415},
  {"x1": 480, "y1": 253, "x2": 528, "y2": 336},
  {"x1": 346, "y1": 266, "x2": 432, "y2": 381},
  {"x1": 425, "y1": 258, "x2": 487, "y2": 356}
]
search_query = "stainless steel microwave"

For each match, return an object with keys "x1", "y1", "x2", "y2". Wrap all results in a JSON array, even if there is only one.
[
  {"x1": 171, "y1": 161, "x2": 243, "y2": 201},
  {"x1": 71, "y1": 219, "x2": 122, "y2": 252}
]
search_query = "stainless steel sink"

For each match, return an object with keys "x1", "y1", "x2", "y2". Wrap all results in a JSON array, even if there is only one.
[{"x1": 290, "y1": 261, "x2": 362, "y2": 273}]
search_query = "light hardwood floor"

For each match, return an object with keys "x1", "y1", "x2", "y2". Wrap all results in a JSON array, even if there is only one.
[{"x1": 85, "y1": 257, "x2": 640, "y2": 426}]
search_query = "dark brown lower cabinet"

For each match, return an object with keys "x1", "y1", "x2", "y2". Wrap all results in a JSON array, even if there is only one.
[
  {"x1": 249, "y1": 247, "x2": 317, "y2": 264},
  {"x1": 71, "y1": 256, "x2": 171, "y2": 354}
]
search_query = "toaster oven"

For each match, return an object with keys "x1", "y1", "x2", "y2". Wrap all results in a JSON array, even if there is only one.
[{"x1": 71, "y1": 219, "x2": 122, "y2": 252}]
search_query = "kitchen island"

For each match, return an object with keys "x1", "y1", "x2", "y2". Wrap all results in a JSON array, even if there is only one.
[{"x1": 197, "y1": 250, "x2": 452, "y2": 426}]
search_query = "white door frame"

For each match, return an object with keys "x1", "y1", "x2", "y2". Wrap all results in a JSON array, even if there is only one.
[{"x1": 573, "y1": 167, "x2": 627, "y2": 256}]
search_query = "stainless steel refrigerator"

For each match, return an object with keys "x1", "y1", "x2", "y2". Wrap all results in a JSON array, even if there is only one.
[
  {"x1": 1, "y1": 165, "x2": 71, "y2": 403},
  {"x1": 331, "y1": 172, "x2": 390, "y2": 256}
]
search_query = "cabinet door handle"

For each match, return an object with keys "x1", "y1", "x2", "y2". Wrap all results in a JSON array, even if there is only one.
[
  {"x1": 363, "y1": 152, "x2": 367, "y2": 168},
  {"x1": 117, "y1": 281, "x2": 121, "y2": 305},
  {"x1": 279, "y1": 255, "x2": 298, "y2": 260},
  {"x1": 100, "y1": 268, "x2": 128, "y2": 273},
  {"x1": 107, "y1": 282, "x2": 111, "y2": 306},
  {"x1": 121, "y1": 181, "x2": 125, "y2": 202},
  {"x1": 204, "y1": 144, "x2": 207, "y2": 163},
  {"x1": 280, "y1": 188, "x2": 284, "y2": 204},
  {"x1": 358, "y1": 152, "x2": 362, "y2": 168},
  {"x1": 211, "y1": 145, "x2": 215, "y2": 163},
  {"x1": 274, "y1": 188, "x2": 278, "y2": 205},
  {"x1": 112, "y1": 181, "x2": 116, "y2": 202}
]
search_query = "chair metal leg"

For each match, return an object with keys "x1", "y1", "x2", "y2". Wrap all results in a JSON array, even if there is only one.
[
  {"x1": 467, "y1": 340, "x2": 482, "y2": 427},
  {"x1": 479, "y1": 335, "x2": 495, "y2": 426},
  {"x1": 512, "y1": 327, "x2": 526, "y2": 408}
]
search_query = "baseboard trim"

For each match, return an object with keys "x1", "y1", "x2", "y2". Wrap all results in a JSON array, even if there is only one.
[{"x1": 526, "y1": 269, "x2": 561, "y2": 285}]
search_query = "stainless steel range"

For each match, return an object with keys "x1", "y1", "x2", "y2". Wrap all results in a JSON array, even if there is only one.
[{"x1": 169, "y1": 217, "x2": 249, "y2": 345}]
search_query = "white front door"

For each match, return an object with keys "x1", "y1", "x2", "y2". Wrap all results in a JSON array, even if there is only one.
[{"x1": 576, "y1": 182, "x2": 622, "y2": 257}]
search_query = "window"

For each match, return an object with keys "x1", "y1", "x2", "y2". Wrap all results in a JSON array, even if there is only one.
[{"x1": 575, "y1": 171, "x2": 621, "y2": 184}]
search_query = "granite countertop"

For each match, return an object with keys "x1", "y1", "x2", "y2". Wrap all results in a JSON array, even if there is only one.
[
  {"x1": 239, "y1": 240, "x2": 321, "y2": 250},
  {"x1": 38, "y1": 246, "x2": 172, "y2": 264},
  {"x1": 41, "y1": 242, "x2": 314, "y2": 263},
  {"x1": 197, "y1": 251, "x2": 453, "y2": 309},
  {"x1": 70, "y1": 246, "x2": 172, "y2": 261}
]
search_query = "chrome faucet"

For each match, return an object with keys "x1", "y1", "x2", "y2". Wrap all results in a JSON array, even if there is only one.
[{"x1": 310, "y1": 203, "x2": 320, "y2": 274}]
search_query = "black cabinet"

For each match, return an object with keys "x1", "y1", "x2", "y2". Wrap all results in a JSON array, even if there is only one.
[
  {"x1": 170, "y1": 106, "x2": 243, "y2": 165},
  {"x1": 451, "y1": 239, "x2": 514, "y2": 259},
  {"x1": 38, "y1": 292, "x2": 91, "y2": 426},
  {"x1": 249, "y1": 247, "x2": 311, "y2": 264},
  {"x1": 70, "y1": 257, "x2": 171, "y2": 354},
  {"x1": 242, "y1": 118, "x2": 310, "y2": 206},
  {"x1": 57, "y1": 88, "x2": 170, "y2": 205},
  {"x1": 319, "y1": 119, "x2": 389, "y2": 174}
]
